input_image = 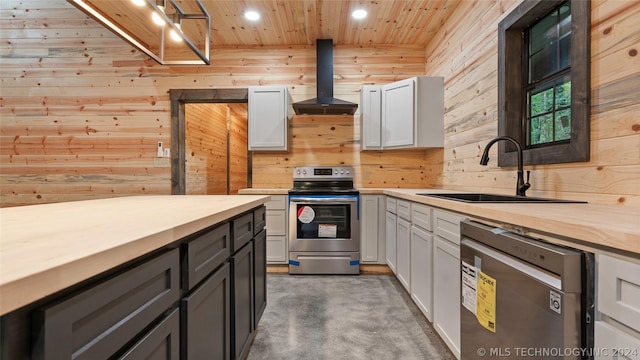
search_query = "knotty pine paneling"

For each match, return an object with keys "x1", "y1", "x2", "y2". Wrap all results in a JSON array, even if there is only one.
[
  {"x1": 250, "y1": 115, "x2": 441, "y2": 189},
  {"x1": 1, "y1": 0, "x2": 637, "y2": 207},
  {"x1": 228, "y1": 103, "x2": 248, "y2": 194},
  {"x1": 0, "y1": 0, "x2": 429, "y2": 207},
  {"x1": 184, "y1": 104, "x2": 227, "y2": 195},
  {"x1": 425, "y1": 0, "x2": 640, "y2": 206}
]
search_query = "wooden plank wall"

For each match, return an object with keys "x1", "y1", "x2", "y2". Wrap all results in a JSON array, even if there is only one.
[
  {"x1": 1, "y1": 0, "x2": 637, "y2": 207},
  {"x1": 0, "y1": 0, "x2": 431, "y2": 207},
  {"x1": 250, "y1": 115, "x2": 442, "y2": 189},
  {"x1": 184, "y1": 104, "x2": 227, "y2": 195},
  {"x1": 184, "y1": 103, "x2": 248, "y2": 195},
  {"x1": 228, "y1": 104, "x2": 248, "y2": 194},
  {"x1": 425, "y1": 0, "x2": 640, "y2": 206}
]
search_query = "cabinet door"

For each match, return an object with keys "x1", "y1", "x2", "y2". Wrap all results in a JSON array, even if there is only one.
[
  {"x1": 382, "y1": 77, "x2": 415, "y2": 148},
  {"x1": 360, "y1": 85, "x2": 382, "y2": 149},
  {"x1": 33, "y1": 250, "x2": 180, "y2": 360},
  {"x1": 433, "y1": 237, "x2": 461, "y2": 359},
  {"x1": 248, "y1": 86, "x2": 289, "y2": 151},
  {"x1": 396, "y1": 217, "x2": 411, "y2": 292},
  {"x1": 360, "y1": 195, "x2": 380, "y2": 262},
  {"x1": 119, "y1": 308, "x2": 180, "y2": 360},
  {"x1": 181, "y1": 263, "x2": 230, "y2": 360},
  {"x1": 385, "y1": 211, "x2": 397, "y2": 273},
  {"x1": 410, "y1": 225, "x2": 433, "y2": 322},
  {"x1": 254, "y1": 229, "x2": 267, "y2": 327},
  {"x1": 231, "y1": 243, "x2": 254, "y2": 360}
]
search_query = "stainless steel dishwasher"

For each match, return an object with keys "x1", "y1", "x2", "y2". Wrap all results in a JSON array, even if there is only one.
[{"x1": 460, "y1": 220, "x2": 594, "y2": 359}]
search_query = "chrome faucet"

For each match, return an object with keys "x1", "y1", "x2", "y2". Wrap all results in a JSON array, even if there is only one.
[{"x1": 480, "y1": 136, "x2": 531, "y2": 197}]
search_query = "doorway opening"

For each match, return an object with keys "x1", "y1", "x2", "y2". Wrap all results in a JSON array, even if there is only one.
[{"x1": 170, "y1": 89, "x2": 251, "y2": 195}]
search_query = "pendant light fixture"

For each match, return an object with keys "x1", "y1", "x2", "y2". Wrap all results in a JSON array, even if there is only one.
[{"x1": 68, "y1": 0, "x2": 210, "y2": 65}]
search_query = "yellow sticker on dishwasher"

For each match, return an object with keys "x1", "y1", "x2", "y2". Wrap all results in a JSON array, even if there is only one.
[{"x1": 476, "y1": 271, "x2": 497, "y2": 333}]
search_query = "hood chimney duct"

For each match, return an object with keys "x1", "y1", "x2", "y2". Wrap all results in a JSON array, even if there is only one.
[{"x1": 292, "y1": 39, "x2": 358, "y2": 115}]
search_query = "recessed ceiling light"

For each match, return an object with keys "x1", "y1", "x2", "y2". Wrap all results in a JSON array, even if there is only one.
[
  {"x1": 244, "y1": 10, "x2": 260, "y2": 21},
  {"x1": 352, "y1": 9, "x2": 367, "y2": 20},
  {"x1": 151, "y1": 11, "x2": 166, "y2": 26},
  {"x1": 131, "y1": 0, "x2": 146, "y2": 6}
]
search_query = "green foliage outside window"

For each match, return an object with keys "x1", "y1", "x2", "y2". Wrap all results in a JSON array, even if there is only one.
[{"x1": 528, "y1": 78, "x2": 571, "y2": 145}]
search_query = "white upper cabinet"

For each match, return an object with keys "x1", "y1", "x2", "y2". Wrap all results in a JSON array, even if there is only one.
[
  {"x1": 380, "y1": 76, "x2": 444, "y2": 149},
  {"x1": 360, "y1": 85, "x2": 383, "y2": 150},
  {"x1": 248, "y1": 86, "x2": 291, "y2": 151}
]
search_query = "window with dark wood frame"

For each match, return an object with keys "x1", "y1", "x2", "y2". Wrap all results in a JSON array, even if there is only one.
[{"x1": 497, "y1": 0, "x2": 590, "y2": 166}]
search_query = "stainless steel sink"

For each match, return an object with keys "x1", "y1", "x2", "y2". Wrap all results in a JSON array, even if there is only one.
[{"x1": 418, "y1": 193, "x2": 586, "y2": 203}]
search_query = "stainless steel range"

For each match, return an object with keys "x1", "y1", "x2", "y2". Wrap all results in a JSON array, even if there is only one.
[{"x1": 288, "y1": 166, "x2": 360, "y2": 275}]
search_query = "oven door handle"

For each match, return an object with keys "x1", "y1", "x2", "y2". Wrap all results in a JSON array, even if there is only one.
[{"x1": 289, "y1": 197, "x2": 358, "y2": 204}]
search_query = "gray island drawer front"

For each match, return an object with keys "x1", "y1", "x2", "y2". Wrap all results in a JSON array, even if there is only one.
[
  {"x1": 254, "y1": 206, "x2": 266, "y2": 235},
  {"x1": 183, "y1": 223, "x2": 231, "y2": 291},
  {"x1": 233, "y1": 212, "x2": 254, "y2": 252},
  {"x1": 33, "y1": 249, "x2": 180, "y2": 360},
  {"x1": 118, "y1": 308, "x2": 180, "y2": 360}
]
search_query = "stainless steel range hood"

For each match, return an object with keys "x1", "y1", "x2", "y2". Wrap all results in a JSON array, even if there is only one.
[{"x1": 292, "y1": 39, "x2": 358, "y2": 115}]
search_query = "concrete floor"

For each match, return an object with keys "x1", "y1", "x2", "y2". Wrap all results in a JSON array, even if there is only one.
[{"x1": 247, "y1": 274, "x2": 456, "y2": 360}]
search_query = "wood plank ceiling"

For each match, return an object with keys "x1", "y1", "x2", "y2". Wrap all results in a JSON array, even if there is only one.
[{"x1": 169, "y1": 0, "x2": 461, "y2": 46}]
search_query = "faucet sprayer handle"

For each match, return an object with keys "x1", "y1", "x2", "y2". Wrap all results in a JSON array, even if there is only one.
[{"x1": 520, "y1": 170, "x2": 531, "y2": 196}]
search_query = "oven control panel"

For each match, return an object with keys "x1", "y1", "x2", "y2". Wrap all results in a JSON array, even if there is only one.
[{"x1": 293, "y1": 166, "x2": 354, "y2": 180}]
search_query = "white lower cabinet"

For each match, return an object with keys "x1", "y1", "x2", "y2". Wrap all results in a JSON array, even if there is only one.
[
  {"x1": 385, "y1": 211, "x2": 397, "y2": 273},
  {"x1": 396, "y1": 217, "x2": 411, "y2": 292},
  {"x1": 594, "y1": 253, "x2": 640, "y2": 360},
  {"x1": 360, "y1": 195, "x2": 386, "y2": 263},
  {"x1": 433, "y1": 236, "x2": 461, "y2": 359},
  {"x1": 410, "y1": 224, "x2": 433, "y2": 321},
  {"x1": 433, "y1": 209, "x2": 463, "y2": 360},
  {"x1": 265, "y1": 195, "x2": 288, "y2": 263}
]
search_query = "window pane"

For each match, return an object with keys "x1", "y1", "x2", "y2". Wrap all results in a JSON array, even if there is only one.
[
  {"x1": 555, "y1": 109, "x2": 571, "y2": 141},
  {"x1": 555, "y1": 76, "x2": 571, "y2": 109},
  {"x1": 530, "y1": 114, "x2": 554, "y2": 145},
  {"x1": 530, "y1": 13, "x2": 557, "y2": 55},
  {"x1": 530, "y1": 47, "x2": 558, "y2": 82},
  {"x1": 559, "y1": 35, "x2": 571, "y2": 69},
  {"x1": 530, "y1": 86, "x2": 554, "y2": 116},
  {"x1": 559, "y1": 3, "x2": 571, "y2": 37}
]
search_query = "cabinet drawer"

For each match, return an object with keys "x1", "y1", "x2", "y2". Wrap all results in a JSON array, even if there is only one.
[
  {"x1": 597, "y1": 254, "x2": 640, "y2": 331},
  {"x1": 33, "y1": 249, "x2": 180, "y2": 360},
  {"x1": 266, "y1": 235, "x2": 287, "y2": 263},
  {"x1": 397, "y1": 200, "x2": 411, "y2": 221},
  {"x1": 434, "y1": 209, "x2": 464, "y2": 245},
  {"x1": 594, "y1": 321, "x2": 640, "y2": 360},
  {"x1": 183, "y1": 223, "x2": 231, "y2": 291},
  {"x1": 386, "y1": 197, "x2": 397, "y2": 214},
  {"x1": 411, "y1": 203, "x2": 432, "y2": 231},
  {"x1": 266, "y1": 210, "x2": 286, "y2": 235},
  {"x1": 118, "y1": 308, "x2": 180, "y2": 360},
  {"x1": 254, "y1": 206, "x2": 266, "y2": 235},
  {"x1": 233, "y1": 213, "x2": 254, "y2": 253},
  {"x1": 266, "y1": 196, "x2": 287, "y2": 210}
]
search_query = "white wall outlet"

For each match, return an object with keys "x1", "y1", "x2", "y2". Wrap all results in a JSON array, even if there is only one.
[
  {"x1": 157, "y1": 141, "x2": 163, "y2": 157},
  {"x1": 164, "y1": 148, "x2": 170, "y2": 158}
]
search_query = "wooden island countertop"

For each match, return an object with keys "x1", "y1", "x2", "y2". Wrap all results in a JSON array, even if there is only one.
[{"x1": 0, "y1": 195, "x2": 270, "y2": 316}]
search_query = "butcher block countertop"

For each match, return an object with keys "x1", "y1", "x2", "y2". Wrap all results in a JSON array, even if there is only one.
[
  {"x1": 240, "y1": 188, "x2": 640, "y2": 256},
  {"x1": 386, "y1": 189, "x2": 640, "y2": 256},
  {"x1": 0, "y1": 195, "x2": 270, "y2": 316}
]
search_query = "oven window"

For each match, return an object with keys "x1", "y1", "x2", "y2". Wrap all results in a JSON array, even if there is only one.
[{"x1": 294, "y1": 203, "x2": 351, "y2": 239}]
